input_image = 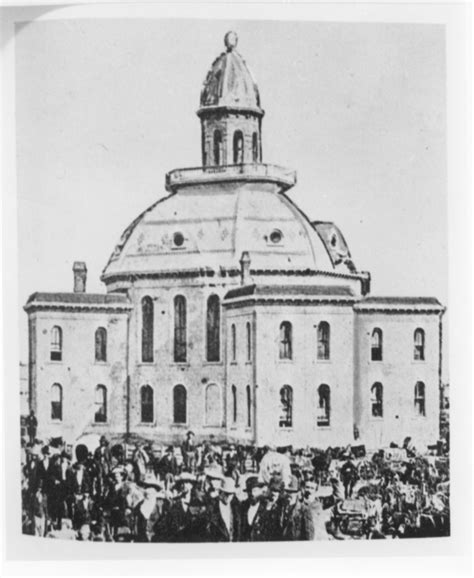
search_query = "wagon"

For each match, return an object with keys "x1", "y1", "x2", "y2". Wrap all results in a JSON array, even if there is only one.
[{"x1": 332, "y1": 498, "x2": 372, "y2": 538}]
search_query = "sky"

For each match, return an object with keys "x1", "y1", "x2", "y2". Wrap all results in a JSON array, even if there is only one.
[{"x1": 15, "y1": 18, "x2": 447, "y2": 362}]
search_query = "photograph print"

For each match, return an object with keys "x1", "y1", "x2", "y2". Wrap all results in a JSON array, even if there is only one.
[{"x1": 16, "y1": 16, "x2": 450, "y2": 544}]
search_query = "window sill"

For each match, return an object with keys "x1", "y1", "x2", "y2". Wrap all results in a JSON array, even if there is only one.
[
  {"x1": 137, "y1": 362, "x2": 155, "y2": 367},
  {"x1": 317, "y1": 424, "x2": 331, "y2": 429},
  {"x1": 370, "y1": 359, "x2": 383, "y2": 364},
  {"x1": 94, "y1": 361, "x2": 109, "y2": 366},
  {"x1": 278, "y1": 427, "x2": 294, "y2": 432},
  {"x1": 369, "y1": 417, "x2": 384, "y2": 421},
  {"x1": 412, "y1": 360, "x2": 426, "y2": 364},
  {"x1": 203, "y1": 361, "x2": 224, "y2": 367},
  {"x1": 49, "y1": 420, "x2": 63, "y2": 424},
  {"x1": 203, "y1": 424, "x2": 224, "y2": 428},
  {"x1": 91, "y1": 422, "x2": 109, "y2": 426},
  {"x1": 171, "y1": 423, "x2": 189, "y2": 428},
  {"x1": 138, "y1": 422, "x2": 157, "y2": 427},
  {"x1": 277, "y1": 360, "x2": 294, "y2": 364},
  {"x1": 245, "y1": 361, "x2": 252, "y2": 366},
  {"x1": 170, "y1": 362, "x2": 190, "y2": 368},
  {"x1": 316, "y1": 359, "x2": 331, "y2": 364},
  {"x1": 245, "y1": 427, "x2": 253, "y2": 432},
  {"x1": 230, "y1": 361, "x2": 238, "y2": 366},
  {"x1": 46, "y1": 360, "x2": 63, "y2": 365}
]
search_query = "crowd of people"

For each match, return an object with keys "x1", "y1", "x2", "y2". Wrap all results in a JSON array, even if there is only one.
[{"x1": 21, "y1": 428, "x2": 450, "y2": 542}]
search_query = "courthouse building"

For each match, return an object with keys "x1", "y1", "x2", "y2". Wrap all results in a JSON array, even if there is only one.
[{"x1": 24, "y1": 32, "x2": 445, "y2": 449}]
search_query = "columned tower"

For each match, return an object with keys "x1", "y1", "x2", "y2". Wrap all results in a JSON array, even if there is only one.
[{"x1": 197, "y1": 31, "x2": 264, "y2": 167}]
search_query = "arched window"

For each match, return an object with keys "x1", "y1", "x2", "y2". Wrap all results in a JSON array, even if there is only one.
[
  {"x1": 252, "y1": 132, "x2": 259, "y2": 162},
  {"x1": 95, "y1": 327, "x2": 107, "y2": 362},
  {"x1": 141, "y1": 385, "x2": 154, "y2": 423},
  {"x1": 173, "y1": 384, "x2": 187, "y2": 424},
  {"x1": 206, "y1": 295, "x2": 220, "y2": 362},
  {"x1": 174, "y1": 295, "x2": 187, "y2": 362},
  {"x1": 231, "y1": 385, "x2": 237, "y2": 423},
  {"x1": 213, "y1": 130, "x2": 222, "y2": 165},
  {"x1": 317, "y1": 322, "x2": 330, "y2": 360},
  {"x1": 94, "y1": 385, "x2": 107, "y2": 423},
  {"x1": 231, "y1": 324, "x2": 236, "y2": 362},
  {"x1": 246, "y1": 385, "x2": 252, "y2": 428},
  {"x1": 50, "y1": 326, "x2": 62, "y2": 361},
  {"x1": 371, "y1": 382, "x2": 383, "y2": 417},
  {"x1": 371, "y1": 328, "x2": 383, "y2": 361},
  {"x1": 233, "y1": 130, "x2": 244, "y2": 164},
  {"x1": 414, "y1": 329, "x2": 425, "y2": 361},
  {"x1": 279, "y1": 321, "x2": 292, "y2": 360},
  {"x1": 141, "y1": 296, "x2": 154, "y2": 363},
  {"x1": 317, "y1": 384, "x2": 331, "y2": 426},
  {"x1": 279, "y1": 385, "x2": 293, "y2": 428},
  {"x1": 51, "y1": 383, "x2": 63, "y2": 421},
  {"x1": 246, "y1": 322, "x2": 252, "y2": 362},
  {"x1": 205, "y1": 383, "x2": 221, "y2": 426},
  {"x1": 414, "y1": 382, "x2": 426, "y2": 416}
]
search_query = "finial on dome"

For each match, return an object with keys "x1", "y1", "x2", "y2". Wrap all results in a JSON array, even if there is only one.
[{"x1": 224, "y1": 31, "x2": 238, "y2": 51}]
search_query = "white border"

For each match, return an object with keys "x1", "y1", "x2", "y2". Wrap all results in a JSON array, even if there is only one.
[{"x1": 1, "y1": 1, "x2": 472, "y2": 576}]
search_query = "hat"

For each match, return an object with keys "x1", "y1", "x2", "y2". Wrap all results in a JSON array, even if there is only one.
[
  {"x1": 220, "y1": 477, "x2": 236, "y2": 494},
  {"x1": 176, "y1": 472, "x2": 197, "y2": 484},
  {"x1": 205, "y1": 465, "x2": 224, "y2": 481},
  {"x1": 245, "y1": 476, "x2": 265, "y2": 492},
  {"x1": 268, "y1": 478, "x2": 285, "y2": 493},
  {"x1": 41, "y1": 445, "x2": 50, "y2": 455},
  {"x1": 99, "y1": 435, "x2": 109, "y2": 445},
  {"x1": 61, "y1": 450, "x2": 71, "y2": 460},
  {"x1": 285, "y1": 475, "x2": 300, "y2": 493},
  {"x1": 186, "y1": 430, "x2": 195, "y2": 437},
  {"x1": 143, "y1": 472, "x2": 162, "y2": 489}
]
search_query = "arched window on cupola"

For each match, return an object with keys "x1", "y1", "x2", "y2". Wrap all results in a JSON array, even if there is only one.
[
  {"x1": 233, "y1": 130, "x2": 244, "y2": 164},
  {"x1": 252, "y1": 132, "x2": 259, "y2": 162},
  {"x1": 213, "y1": 130, "x2": 223, "y2": 165}
]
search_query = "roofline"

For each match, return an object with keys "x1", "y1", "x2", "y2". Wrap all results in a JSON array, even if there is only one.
[
  {"x1": 196, "y1": 105, "x2": 264, "y2": 118},
  {"x1": 223, "y1": 295, "x2": 357, "y2": 309},
  {"x1": 101, "y1": 267, "x2": 370, "y2": 284},
  {"x1": 24, "y1": 302, "x2": 133, "y2": 314}
]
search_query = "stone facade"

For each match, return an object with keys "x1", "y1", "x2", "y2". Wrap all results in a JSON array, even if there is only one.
[{"x1": 24, "y1": 32, "x2": 445, "y2": 450}]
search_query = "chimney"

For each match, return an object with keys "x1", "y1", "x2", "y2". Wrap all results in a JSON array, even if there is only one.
[
  {"x1": 73, "y1": 261, "x2": 87, "y2": 293},
  {"x1": 239, "y1": 251, "x2": 251, "y2": 286}
]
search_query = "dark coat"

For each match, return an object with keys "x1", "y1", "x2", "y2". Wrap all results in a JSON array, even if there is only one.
[
  {"x1": 259, "y1": 497, "x2": 286, "y2": 541},
  {"x1": 281, "y1": 500, "x2": 315, "y2": 541},
  {"x1": 135, "y1": 499, "x2": 169, "y2": 542},
  {"x1": 205, "y1": 497, "x2": 241, "y2": 542},
  {"x1": 73, "y1": 496, "x2": 95, "y2": 529},
  {"x1": 71, "y1": 464, "x2": 92, "y2": 495},
  {"x1": 240, "y1": 499, "x2": 268, "y2": 542},
  {"x1": 165, "y1": 497, "x2": 207, "y2": 542}
]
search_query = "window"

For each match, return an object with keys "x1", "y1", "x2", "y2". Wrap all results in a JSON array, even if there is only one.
[
  {"x1": 246, "y1": 385, "x2": 252, "y2": 428},
  {"x1": 232, "y1": 385, "x2": 237, "y2": 423},
  {"x1": 371, "y1": 383, "x2": 383, "y2": 418},
  {"x1": 233, "y1": 130, "x2": 244, "y2": 164},
  {"x1": 174, "y1": 295, "x2": 187, "y2": 362},
  {"x1": 141, "y1": 385, "x2": 154, "y2": 423},
  {"x1": 231, "y1": 324, "x2": 236, "y2": 362},
  {"x1": 270, "y1": 229, "x2": 283, "y2": 244},
  {"x1": 414, "y1": 382, "x2": 426, "y2": 416},
  {"x1": 246, "y1": 322, "x2": 252, "y2": 362},
  {"x1": 173, "y1": 385, "x2": 187, "y2": 424},
  {"x1": 206, "y1": 295, "x2": 220, "y2": 362},
  {"x1": 205, "y1": 383, "x2": 221, "y2": 426},
  {"x1": 50, "y1": 326, "x2": 62, "y2": 361},
  {"x1": 252, "y1": 132, "x2": 259, "y2": 162},
  {"x1": 213, "y1": 130, "x2": 222, "y2": 165},
  {"x1": 94, "y1": 385, "x2": 107, "y2": 423},
  {"x1": 371, "y1": 328, "x2": 383, "y2": 361},
  {"x1": 317, "y1": 384, "x2": 331, "y2": 426},
  {"x1": 95, "y1": 327, "x2": 107, "y2": 362},
  {"x1": 414, "y1": 329, "x2": 425, "y2": 361},
  {"x1": 173, "y1": 232, "x2": 185, "y2": 248},
  {"x1": 141, "y1": 296, "x2": 154, "y2": 363},
  {"x1": 317, "y1": 322, "x2": 330, "y2": 360},
  {"x1": 51, "y1": 383, "x2": 62, "y2": 421},
  {"x1": 279, "y1": 321, "x2": 292, "y2": 360},
  {"x1": 279, "y1": 385, "x2": 293, "y2": 427}
]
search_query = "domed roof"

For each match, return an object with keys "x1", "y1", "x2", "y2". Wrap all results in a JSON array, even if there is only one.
[
  {"x1": 101, "y1": 186, "x2": 334, "y2": 282},
  {"x1": 199, "y1": 32, "x2": 263, "y2": 115}
]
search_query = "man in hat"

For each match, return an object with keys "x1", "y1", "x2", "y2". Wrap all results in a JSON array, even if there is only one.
[
  {"x1": 259, "y1": 477, "x2": 286, "y2": 541},
  {"x1": 25, "y1": 410, "x2": 38, "y2": 445},
  {"x1": 203, "y1": 464, "x2": 225, "y2": 506},
  {"x1": 281, "y1": 476, "x2": 314, "y2": 541},
  {"x1": 157, "y1": 446, "x2": 181, "y2": 488},
  {"x1": 135, "y1": 484, "x2": 169, "y2": 543},
  {"x1": 165, "y1": 472, "x2": 206, "y2": 542},
  {"x1": 205, "y1": 476, "x2": 241, "y2": 542},
  {"x1": 340, "y1": 456, "x2": 358, "y2": 499},
  {"x1": 132, "y1": 442, "x2": 150, "y2": 483},
  {"x1": 52, "y1": 450, "x2": 74, "y2": 525},
  {"x1": 240, "y1": 476, "x2": 267, "y2": 541},
  {"x1": 181, "y1": 431, "x2": 197, "y2": 474},
  {"x1": 302, "y1": 479, "x2": 331, "y2": 540}
]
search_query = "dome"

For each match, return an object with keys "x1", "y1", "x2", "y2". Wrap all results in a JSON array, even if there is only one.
[
  {"x1": 199, "y1": 32, "x2": 263, "y2": 115},
  {"x1": 101, "y1": 186, "x2": 334, "y2": 282}
]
